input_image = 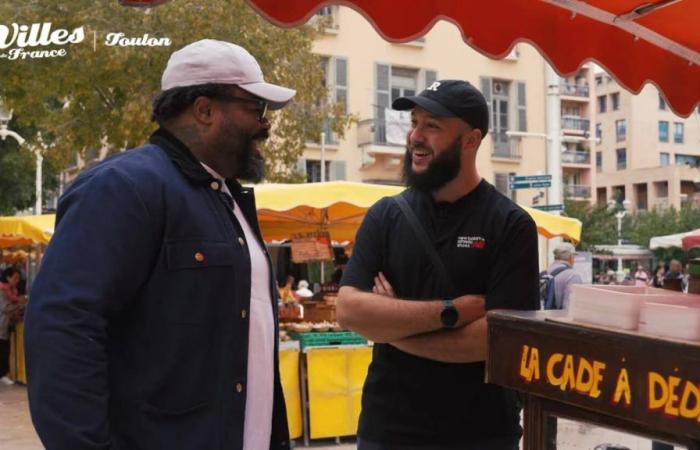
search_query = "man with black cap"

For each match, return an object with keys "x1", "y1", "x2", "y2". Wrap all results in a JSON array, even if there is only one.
[
  {"x1": 25, "y1": 39, "x2": 295, "y2": 450},
  {"x1": 337, "y1": 80, "x2": 539, "y2": 449}
]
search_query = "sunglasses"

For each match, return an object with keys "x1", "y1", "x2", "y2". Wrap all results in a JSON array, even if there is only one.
[{"x1": 216, "y1": 94, "x2": 268, "y2": 122}]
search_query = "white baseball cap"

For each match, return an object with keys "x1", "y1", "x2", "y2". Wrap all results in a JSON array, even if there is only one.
[{"x1": 161, "y1": 39, "x2": 296, "y2": 110}]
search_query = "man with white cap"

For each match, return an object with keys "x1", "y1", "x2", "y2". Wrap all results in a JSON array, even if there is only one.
[{"x1": 25, "y1": 39, "x2": 295, "y2": 450}]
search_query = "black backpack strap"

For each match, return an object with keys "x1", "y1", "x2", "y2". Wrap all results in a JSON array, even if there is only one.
[{"x1": 392, "y1": 194, "x2": 456, "y2": 297}]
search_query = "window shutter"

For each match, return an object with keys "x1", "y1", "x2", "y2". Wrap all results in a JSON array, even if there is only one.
[
  {"x1": 331, "y1": 161, "x2": 347, "y2": 181},
  {"x1": 295, "y1": 158, "x2": 307, "y2": 175},
  {"x1": 480, "y1": 77, "x2": 493, "y2": 131},
  {"x1": 376, "y1": 63, "x2": 391, "y2": 143},
  {"x1": 517, "y1": 81, "x2": 527, "y2": 132},
  {"x1": 335, "y1": 58, "x2": 348, "y2": 113},
  {"x1": 425, "y1": 70, "x2": 437, "y2": 89}
]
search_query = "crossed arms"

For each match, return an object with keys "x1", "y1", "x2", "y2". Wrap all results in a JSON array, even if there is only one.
[{"x1": 336, "y1": 273, "x2": 487, "y2": 363}]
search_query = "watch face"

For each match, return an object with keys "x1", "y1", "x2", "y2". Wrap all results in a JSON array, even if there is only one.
[{"x1": 441, "y1": 306, "x2": 458, "y2": 328}]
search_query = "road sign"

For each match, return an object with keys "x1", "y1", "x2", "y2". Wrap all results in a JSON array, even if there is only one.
[
  {"x1": 509, "y1": 181, "x2": 552, "y2": 189},
  {"x1": 510, "y1": 175, "x2": 552, "y2": 183},
  {"x1": 532, "y1": 204, "x2": 565, "y2": 212}
]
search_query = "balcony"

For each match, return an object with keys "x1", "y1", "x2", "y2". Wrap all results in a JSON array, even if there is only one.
[
  {"x1": 561, "y1": 115, "x2": 590, "y2": 132},
  {"x1": 491, "y1": 139, "x2": 522, "y2": 160},
  {"x1": 561, "y1": 151, "x2": 591, "y2": 165},
  {"x1": 564, "y1": 184, "x2": 592, "y2": 199},
  {"x1": 560, "y1": 83, "x2": 590, "y2": 98},
  {"x1": 357, "y1": 118, "x2": 405, "y2": 156}
]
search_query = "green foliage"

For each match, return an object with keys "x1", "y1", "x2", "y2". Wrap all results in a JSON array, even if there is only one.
[
  {"x1": 627, "y1": 205, "x2": 700, "y2": 264},
  {"x1": 0, "y1": 0, "x2": 351, "y2": 183},
  {"x1": 563, "y1": 199, "x2": 618, "y2": 250}
]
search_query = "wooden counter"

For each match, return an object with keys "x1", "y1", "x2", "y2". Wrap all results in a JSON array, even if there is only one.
[{"x1": 487, "y1": 310, "x2": 700, "y2": 449}]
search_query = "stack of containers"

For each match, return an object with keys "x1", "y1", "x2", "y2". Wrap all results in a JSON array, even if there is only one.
[{"x1": 568, "y1": 285, "x2": 700, "y2": 341}]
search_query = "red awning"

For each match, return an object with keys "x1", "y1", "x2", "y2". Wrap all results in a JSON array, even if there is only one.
[{"x1": 238, "y1": 0, "x2": 700, "y2": 117}]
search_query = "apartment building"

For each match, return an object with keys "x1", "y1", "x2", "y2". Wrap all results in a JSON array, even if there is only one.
[
  {"x1": 299, "y1": 5, "x2": 550, "y2": 206},
  {"x1": 559, "y1": 65, "x2": 596, "y2": 205},
  {"x1": 595, "y1": 73, "x2": 700, "y2": 211}
]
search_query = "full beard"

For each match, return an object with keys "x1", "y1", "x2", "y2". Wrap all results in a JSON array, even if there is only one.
[
  {"x1": 402, "y1": 137, "x2": 462, "y2": 192},
  {"x1": 237, "y1": 130, "x2": 268, "y2": 183}
]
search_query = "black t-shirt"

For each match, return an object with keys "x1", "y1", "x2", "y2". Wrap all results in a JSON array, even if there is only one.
[{"x1": 341, "y1": 179, "x2": 539, "y2": 446}]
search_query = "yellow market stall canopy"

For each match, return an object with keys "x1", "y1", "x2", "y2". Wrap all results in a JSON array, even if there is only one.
[
  {"x1": 0, "y1": 214, "x2": 55, "y2": 248},
  {"x1": 254, "y1": 181, "x2": 581, "y2": 244}
]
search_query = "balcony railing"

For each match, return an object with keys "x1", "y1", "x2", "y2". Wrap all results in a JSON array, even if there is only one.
[
  {"x1": 491, "y1": 139, "x2": 522, "y2": 160},
  {"x1": 357, "y1": 118, "x2": 404, "y2": 147},
  {"x1": 559, "y1": 83, "x2": 590, "y2": 97},
  {"x1": 561, "y1": 116, "x2": 590, "y2": 131},
  {"x1": 564, "y1": 184, "x2": 591, "y2": 199},
  {"x1": 561, "y1": 151, "x2": 591, "y2": 165}
]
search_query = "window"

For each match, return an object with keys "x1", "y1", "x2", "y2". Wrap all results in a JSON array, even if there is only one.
[
  {"x1": 597, "y1": 95, "x2": 607, "y2": 113},
  {"x1": 494, "y1": 172, "x2": 515, "y2": 200},
  {"x1": 317, "y1": 56, "x2": 348, "y2": 144},
  {"x1": 660, "y1": 152, "x2": 669, "y2": 167},
  {"x1": 615, "y1": 119, "x2": 626, "y2": 142},
  {"x1": 658, "y1": 121, "x2": 669, "y2": 142},
  {"x1": 675, "y1": 154, "x2": 700, "y2": 167},
  {"x1": 595, "y1": 123, "x2": 602, "y2": 143},
  {"x1": 306, "y1": 160, "x2": 331, "y2": 182},
  {"x1": 611, "y1": 92, "x2": 620, "y2": 110},
  {"x1": 375, "y1": 64, "x2": 430, "y2": 145},
  {"x1": 595, "y1": 75, "x2": 603, "y2": 86},
  {"x1": 481, "y1": 77, "x2": 527, "y2": 157},
  {"x1": 314, "y1": 5, "x2": 339, "y2": 28},
  {"x1": 616, "y1": 148, "x2": 627, "y2": 170},
  {"x1": 659, "y1": 94, "x2": 667, "y2": 110},
  {"x1": 596, "y1": 151, "x2": 602, "y2": 171},
  {"x1": 674, "y1": 122, "x2": 684, "y2": 143}
]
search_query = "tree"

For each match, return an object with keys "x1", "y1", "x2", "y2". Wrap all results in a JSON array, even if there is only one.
[
  {"x1": 0, "y1": 0, "x2": 350, "y2": 185},
  {"x1": 563, "y1": 199, "x2": 618, "y2": 251},
  {"x1": 627, "y1": 205, "x2": 700, "y2": 264},
  {"x1": 0, "y1": 116, "x2": 59, "y2": 215}
]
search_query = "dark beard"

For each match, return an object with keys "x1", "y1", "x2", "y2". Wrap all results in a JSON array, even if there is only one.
[
  {"x1": 237, "y1": 130, "x2": 268, "y2": 183},
  {"x1": 402, "y1": 137, "x2": 462, "y2": 192}
]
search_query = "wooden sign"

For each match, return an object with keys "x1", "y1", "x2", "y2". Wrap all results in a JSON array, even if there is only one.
[
  {"x1": 487, "y1": 310, "x2": 700, "y2": 439},
  {"x1": 290, "y1": 232, "x2": 333, "y2": 263}
]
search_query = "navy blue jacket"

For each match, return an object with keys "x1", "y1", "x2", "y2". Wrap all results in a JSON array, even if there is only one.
[{"x1": 25, "y1": 129, "x2": 290, "y2": 450}]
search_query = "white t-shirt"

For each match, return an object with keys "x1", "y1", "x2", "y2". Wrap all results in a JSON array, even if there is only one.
[{"x1": 201, "y1": 164, "x2": 274, "y2": 450}]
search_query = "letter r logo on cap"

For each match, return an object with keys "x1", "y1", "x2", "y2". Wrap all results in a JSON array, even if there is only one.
[{"x1": 427, "y1": 81, "x2": 441, "y2": 91}]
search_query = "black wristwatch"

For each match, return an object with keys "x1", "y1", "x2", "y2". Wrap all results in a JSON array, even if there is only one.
[{"x1": 440, "y1": 299, "x2": 459, "y2": 329}]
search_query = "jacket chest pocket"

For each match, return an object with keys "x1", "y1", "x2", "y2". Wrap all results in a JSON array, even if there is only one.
[
  {"x1": 165, "y1": 240, "x2": 237, "y2": 270},
  {"x1": 162, "y1": 240, "x2": 239, "y2": 325}
]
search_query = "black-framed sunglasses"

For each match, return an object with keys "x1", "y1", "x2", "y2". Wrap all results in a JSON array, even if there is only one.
[{"x1": 216, "y1": 95, "x2": 268, "y2": 122}]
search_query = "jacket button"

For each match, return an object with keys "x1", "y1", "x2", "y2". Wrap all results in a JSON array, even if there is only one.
[
  {"x1": 236, "y1": 383, "x2": 243, "y2": 393},
  {"x1": 210, "y1": 181, "x2": 220, "y2": 190},
  {"x1": 238, "y1": 237, "x2": 245, "y2": 247},
  {"x1": 194, "y1": 252, "x2": 204, "y2": 262},
  {"x1": 241, "y1": 309, "x2": 247, "y2": 319}
]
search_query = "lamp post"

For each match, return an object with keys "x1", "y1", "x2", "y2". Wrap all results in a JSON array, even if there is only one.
[
  {"x1": 610, "y1": 199, "x2": 632, "y2": 281},
  {"x1": 0, "y1": 103, "x2": 43, "y2": 215}
]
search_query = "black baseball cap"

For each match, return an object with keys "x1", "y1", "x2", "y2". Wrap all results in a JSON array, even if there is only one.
[{"x1": 392, "y1": 79, "x2": 489, "y2": 139}]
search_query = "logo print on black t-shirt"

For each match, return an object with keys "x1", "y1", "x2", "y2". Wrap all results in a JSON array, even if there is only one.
[{"x1": 457, "y1": 236, "x2": 486, "y2": 249}]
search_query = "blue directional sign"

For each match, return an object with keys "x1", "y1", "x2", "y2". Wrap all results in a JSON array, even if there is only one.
[
  {"x1": 532, "y1": 204, "x2": 565, "y2": 212},
  {"x1": 509, "y1": 174, "x2": 552, "y2": 190}
]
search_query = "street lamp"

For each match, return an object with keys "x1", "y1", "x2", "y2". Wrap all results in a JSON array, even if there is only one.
[
  {"x1": 0, "y1": 103, "x2": 43, "y2": 215},
  {"x1": 609, "y1": 198, "x2": 632, "y2": 281}
]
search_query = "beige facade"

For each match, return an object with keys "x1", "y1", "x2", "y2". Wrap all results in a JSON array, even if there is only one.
[
  {"x1": 301, "y1": 6, "x2": 550, "y2": 207},
  {"x1": 594, "y1": 74, "x2": 700, "y2": 211}
]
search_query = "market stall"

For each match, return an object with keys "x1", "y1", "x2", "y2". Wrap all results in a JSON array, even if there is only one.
[
  {"x1": 0, "y1": 214, "x2": 54, "y2": 385},
  {"x1": 487, "y1": 284, "x2": 700, "y2": 449}
]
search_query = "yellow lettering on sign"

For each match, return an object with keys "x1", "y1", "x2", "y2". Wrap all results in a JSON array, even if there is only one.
[
  {"x1": 649, "y1": 371, "x2": 669, "y2": 411},
  {"x1": 590, "y1": 361, "x2": 606, "y2": 399},
  {"x1": 679, "y1": 381, "x2": 700, "y2": 420},
  {"x1": 561, "y1": 354, "x2": 576, "y2": 391},
  {"x1": 574, "y1": 357, "x2": 593, "y2": 395},
  {"x1": 519, "y1": 345, "x2": 540, "y2": 383},
  {"x1": 665, "y1": 376, "x2": 682, "y2": 416},
  {"x1": 613, "y1": 368, "x2": 631, "y2": 406},
  {"x1": 546, "y1": 353, "x2": 564, "y2": 386}
]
